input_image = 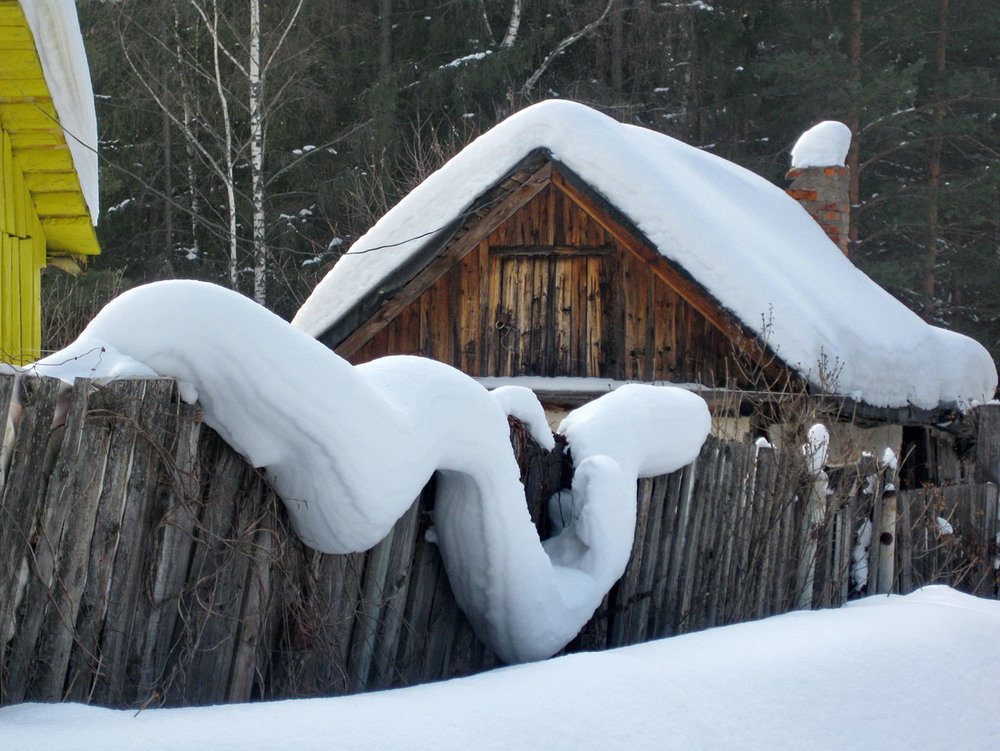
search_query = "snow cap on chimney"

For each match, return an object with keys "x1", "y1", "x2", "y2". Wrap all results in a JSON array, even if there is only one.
[
  {"x1": 786, "y1": 121, "x2": 853, "y2": 256},
  {"x1": 790, "y1": 120, "x2": 852, "y2": 169}
]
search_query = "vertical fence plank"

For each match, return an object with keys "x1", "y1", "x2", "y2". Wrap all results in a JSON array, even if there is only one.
[
  {"x1": 864, "y1": 462, "x2": 884, "y2": 597},
  {"x1": 608, "y1": 476, "x2": 653, "y2": 646},
  {"x1": 876, "y1": 487, "x2": 898, "y2": 594},
  {"x1": 705, "y1": 442, "x2": 735, "y2": 628},
  {"x1": 751, "y1": 447, "x2": 778, "y2": 620},
  {"x1": 369, "y1": 497, "x2": 424, "y2": 689},
  {"x1": 0, "y1": 374, "x2": 14, "y2": 488},
  {"x1": 0, "y1": 377, "x2": 61, "y2": 695},
  {"x1": 727, "y1": 443, "x2": 756, "y2": 624},
  {"x1": 29, "y1": 382, "x2": 115, "y2": 700},
  {"x1": 648, "y1": 469, "x2": 683, "y2": 637},
  {"x1": 660, "y1": 457, "x2": 697, "y2": 635},
  {"x1": 394, "y1": 492, "x2": 443, "y2": 685},
  {"x1": 3, "y1": 379, "x2": 92, "y2": 703},
  {"x1": 634, "y1": 474, "x2": 670, "y2": 642},
  {"x1": 228, "y1": 482, "x2": 282, "y2": 702},
  {"x1": 347, "y1": 525, "x2": 398, "y2": 691},
  {"x1": 678, "y1": 440, "x2": 720, "y2": 633},
  {"x1": 898, "y1": 492, "x2": 914, "y2": 595},
  {"x1": 136, "y1": 400, "x2": 204, "y2": 702},
  {"x1": 65, "y1": 380, "x2": 154, "y2": 703}
]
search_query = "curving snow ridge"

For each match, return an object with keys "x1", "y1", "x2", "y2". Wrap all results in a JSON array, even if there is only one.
[
  {"x1": 490, "y1": 385, "x2": 555, "y2": 450},
  {"x1": 26, "y1": 280, "x2": 710, "y2": 663},
  {"x1": 790, "y1": 120, "x2": 852, "y2": 168},
  {"x1": 19, "y1": 0, "x2": 99, "y2": 220},
  {"x1": 293, "y1": 100, "x2": 996, "y2": 411}
]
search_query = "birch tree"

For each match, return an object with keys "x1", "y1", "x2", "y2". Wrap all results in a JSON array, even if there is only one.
[
  {"x1": 249, "y1": 0, "x2": 264, "y2": 302},
  {"x1": 117, "y1": 0, "x2": 303, "y2": 304}
]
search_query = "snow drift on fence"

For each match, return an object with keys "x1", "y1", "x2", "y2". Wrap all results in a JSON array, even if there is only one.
[
  {"x1": 24, "y1": 280, "x2": 710, "y2": 663},
  {"x1": 3, "y1": 586, "x2": 998, "y2": 750},
  {"x1": 293, "y1": 99, "x2": 996, "y2": 411},
  {"x1": 19, "y1": 1, "x2": 99, "y2": 219}
]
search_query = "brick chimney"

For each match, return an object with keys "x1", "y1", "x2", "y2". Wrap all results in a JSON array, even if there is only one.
[{"x1": 785, "y1": 121, "x2": 852, "y2": 256}]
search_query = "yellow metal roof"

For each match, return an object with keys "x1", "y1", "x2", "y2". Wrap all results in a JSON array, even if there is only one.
[{"x1": 0, "y1": 0, "x2": 99, "y2": 259}]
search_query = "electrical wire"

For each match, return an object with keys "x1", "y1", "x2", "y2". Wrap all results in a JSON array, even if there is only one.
[{"x1": 2, "y1": 65, "x2": 505, "y2": 264}]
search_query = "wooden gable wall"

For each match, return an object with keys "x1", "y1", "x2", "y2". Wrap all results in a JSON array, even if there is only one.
[{"x1": 346, "y1": 169, "x2": 758, "y2": 389}]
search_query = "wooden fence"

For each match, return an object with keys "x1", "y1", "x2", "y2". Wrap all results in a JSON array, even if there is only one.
[{"x1": 0, "y1": 375, "x2": 997, "y2": 709}]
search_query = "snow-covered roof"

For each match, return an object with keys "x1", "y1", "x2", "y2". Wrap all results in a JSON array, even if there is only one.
[
  {"x1": 293, "y1": 100, "x2": 997, "y2": 411},
  {"x1": 19, "y1": 0, "x2": 99, "y2": 220}
]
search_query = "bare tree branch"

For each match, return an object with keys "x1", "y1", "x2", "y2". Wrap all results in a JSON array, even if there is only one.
[
  {"x1": 522, "y1": 1, "x2": 615, "y2": 96},
  {"x1": 264, "y1": 0, "x2": 307, "y2": 74},
  {"x1": 187, "y1": 0, "x2": 248, "y2": 76}
]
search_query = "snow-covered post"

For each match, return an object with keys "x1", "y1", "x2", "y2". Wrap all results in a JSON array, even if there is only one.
[
  {"x1": 786, "y1": 121, "x2": 853, "y2": 256},
  {"x1": 875, "y1": 448, "x2": 899, "y2": 594},
  {"x1": 795, "y1": 424, "x2": 829, "y2": 610}
]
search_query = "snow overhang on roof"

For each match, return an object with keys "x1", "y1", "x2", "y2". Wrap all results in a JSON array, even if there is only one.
[
  {"x1": 293, "y1": 100, "x2": 998, "y2": 412},
  {"x1": 1, "y1": 0, "x2": 99, "y2": 257}
]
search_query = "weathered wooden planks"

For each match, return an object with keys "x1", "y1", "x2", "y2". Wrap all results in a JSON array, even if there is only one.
[
  {"x1": 898, "y1": 483, "x2": 999, "y2": 597},
  {"x1": 1, "y1": 374, "x2": 996, "y2": 712},
  {"x1": 0, "y1": 376, "x2": 62, "y2": 704},
  {"x1": 345, "y1": 162, "x2": 761, "y2": 389}
]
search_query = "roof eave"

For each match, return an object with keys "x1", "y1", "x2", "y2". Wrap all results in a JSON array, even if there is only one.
[
  {"x1": 318, "y1": 148, "x2": 554, "y2": 351},
  {"x1": 0, "y1": 0, "x2": 99, "y2": 258}
]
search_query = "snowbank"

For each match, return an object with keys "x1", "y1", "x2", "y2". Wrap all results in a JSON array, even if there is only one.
[
  {"x1": 293, "y1": 100, "x2": 996, "y2": 411},
  {"x1": 24, "y1": 280, "x2": 709, "y2": 663},
  {"x1": 3, "y1": 587, "x2": 998, "y2": 750},
  {"x1": 20, "y1": 0, "x2": 99, "y2": 219},
  {"x1": 791, "y1": 120, "x2": 852, "y2": 168}
]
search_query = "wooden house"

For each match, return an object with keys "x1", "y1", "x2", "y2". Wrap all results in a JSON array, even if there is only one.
[
  {"x1": 322, "y1": 155, "x2": 767, "y2": 392},
  {"x1": 294, "y1": 101, "x2": 997, "y2": 484},
  {"x1": 0, "y1": 0, "x2": 99, "y2": 363}
]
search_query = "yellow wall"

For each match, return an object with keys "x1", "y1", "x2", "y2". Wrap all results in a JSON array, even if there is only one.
[
  {"x1": 0, "y1": 0, "x2": 99, "y2": 363},
  {"x1": 0, "y1": 126, "x2": 45, "y2": 364}
]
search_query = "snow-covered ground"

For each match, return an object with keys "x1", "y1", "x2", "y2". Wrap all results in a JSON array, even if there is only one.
[
  {"x1": 2, "y1": 587, "x2": 997, "y2": 750},
  {"x1": 20, "y1": 280, "x2": 710, "y2": 663}
]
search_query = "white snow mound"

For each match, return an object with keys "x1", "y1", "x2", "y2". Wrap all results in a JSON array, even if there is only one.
[
  {"x1": 790, "y1": 120, "x2": 852, "y2": 168},
  {"x1": 804, "y1": 423, "x2": 830, "y2": 475},
  {"x1": 20, "y1": 0, "x2": 99, "y2": 220},
  {"x1": 24, "y1": 280, "x2": 710, "y2": 663},
  {"x1": 2, "y1": 587, "x2": 998, "y2": 750},
  {"x1": 293, "y1": 100, "x2": 996, "y2": 410},
  {"x1": 490, "y1": 385, "x2": 555, "y2": 450}
]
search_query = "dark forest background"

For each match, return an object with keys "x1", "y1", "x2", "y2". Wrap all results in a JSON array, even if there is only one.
[{"x1": 49, "y1": 0, "x2": 1000, "y2": 362}]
